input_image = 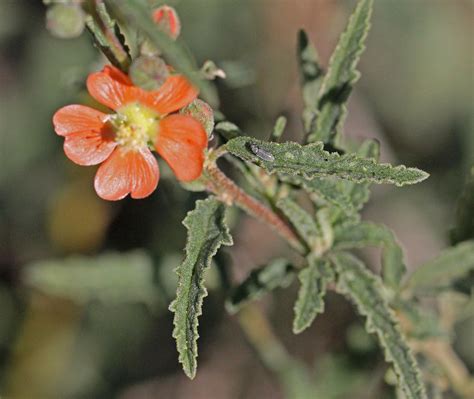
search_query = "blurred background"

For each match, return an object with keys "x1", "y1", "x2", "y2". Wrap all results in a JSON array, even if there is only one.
[{"x1": 0, "y1": 0, "x2": 473, "y2": 398}]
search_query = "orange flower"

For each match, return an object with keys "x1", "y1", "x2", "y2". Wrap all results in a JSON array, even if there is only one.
[{"x1": 53, "y1": 65, "x2": 207, "y2": 201}]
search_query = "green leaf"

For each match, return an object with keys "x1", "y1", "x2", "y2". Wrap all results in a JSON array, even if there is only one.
[
  {"x1": 404, "y1": 240, "x2": 474, "y2": 294},
  {"x1": 282, "y1": 175, "x2": 356, "y2": 215},
  {"x1": 116, "y1": 0, "x2": 218, "y2": 107},
  {"x1": 293, "y1": 255, "x2": 334, "y2": 334},
  {"x1": 450, "y1": 166, "x2": 474, "y2": 245},
  {"x1": 226, "y1": 137, "x2": 429, "y2": 187},
  {"x1": 271, "y1": 115, "x2": 287, "y2": 142},
  {"x1": 215, "y1": 121, "x2": 241, "y2": 142},
  {"x1": 297, "y1": 29, "x2": 324, "y2": 133},
  {"x1": 226, "y1": 259, "x2": 295, "y2": 313},
  {"x1": 333, "y1": 222, "x2": 406, "y2": 290},
  {"x1": 342, "y1": 139, "x2": 380, "y2": 210},
  {"x1": 331, "y1": 252, "x2": 427, "y2": 399},
  {"x1": 23, "y1": 251, "x2": 161, "y2": 308},
  {"x1": 306, "y1": 0, "x2": 373, "y2": 144},
  {"x1": 169, "y1": 197, "x2": 233, "y2": 379},
  {"x1": 276, "y1": 197, "x2": 319, "y2": 249}
]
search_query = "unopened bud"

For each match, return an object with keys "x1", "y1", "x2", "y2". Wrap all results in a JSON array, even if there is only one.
[
  {"x1": 152, "y1": 5, "x2": 181, "y2": 40},
  {"x1": 200, "y1": 60, "x2": 226, "y2": 80},
  {"x1": 129, "y1": 56, "x2": 169, "y2": 91},
  {"x1": 46, "y1": 3, "x2": 85, "y2": 39},
  {"x1": 180, "y1": 99, "x2": 214, "y2": 137}
]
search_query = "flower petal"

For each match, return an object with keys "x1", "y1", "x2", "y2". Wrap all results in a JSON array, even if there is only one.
[
  {"x1": 87, "y1": 65, "x2": 142, "y2": 110},
  {"x1": 94, "y1": 147, "x2": 160, "y2": 201},
  {"x1": 155, "y1": 114, "x2": 207, "y2": 182},
  {"x1": 53, "y1": 104, "x2": 107, "y2": 136},
  {"x1": 64, "y1": 131, "x2": 117, "y2": 166},
  {"x1": 143, "y1": 75, "x2": 198, "y2": 115}
]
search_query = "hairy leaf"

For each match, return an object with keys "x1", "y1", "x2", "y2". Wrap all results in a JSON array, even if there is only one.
[
  {"x1": 271, "y1": 115, "x2": 287, "y2": 142},
  {"x1": 277, "y1": 197, "x2": 319, "y2": 249},
  {"x1": 450, "y1": 167, "x2": 474, "y2": 245},
  {"x1": 116, "y1": 0, "x2": 218, "y2": 106},
  {"x1": 333, "y1": 222, "x2": 406, "y2": 290},
  {"x1": 307, "y1": 0, "x2": 373, "y2": 144},
  {"x1": 226, "y1": 137, "x2": 429, "y2": 186},
  {"x1": 169, "y1": 198, "x2": 233, "y2": 379},
  {"x1": 282, "y1": 175, "x2": 356, "y2": 215},
  {"x1": 85, "y1": 15, "x2": 130, "y2": 71},
  {"x1": 215, "y1": 121, "x2": 241, "y2": 141},
  {"x1": 331, "y1": 252, "x2": 427, "y2": 399},
  {"x1": 226, "y1": 259, "x2": 295, "y2": 313},
  {"x1": 293, "y1": 255, "x2": 334, "y2": 334},
  {"x1": 297, "y1": 29, "x2": 324, "y2": 133},
  {"x1": 24, "y1": 251, "x2": 160, "y2": 307},
  {"x1": 404, "y1": 240, "x2": 474, "y2": 294},
  {"x1": 343, "y1": 139, "x2": 380, "y2": 210}
]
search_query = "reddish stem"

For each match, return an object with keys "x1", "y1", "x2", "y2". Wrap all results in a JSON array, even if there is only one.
[{"x1": 205, "y1": 163, "x2": 304, "y2": 253}]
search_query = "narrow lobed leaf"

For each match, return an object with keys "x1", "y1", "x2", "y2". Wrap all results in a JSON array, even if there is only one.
[
  {"x1": 331, "y1": 252, "x2": 427, "y2": 399},
  {"x1": 404, "y1": 240, "x2": 474, "y2": 295},
  {"x1": 307, "y1": 0, "x2": 373, "y2": 144},
  {"x1": 333, "y1": 222, "x2": 406, "y2": 290},
  {"x1": 277, "y1": 197, "x2": 320, "y2": 249},
  {"x1": 297, "y1": 29, "x2": 324, "y2": 133},
  {"x1": 282, "y1": 175, "x2": 356, "y2": 215},
  {"x1": 226, "y1": 258, "x2": 295, "y2": 313},
  {"x1": 342, "y1": 139, "x2": 380, "y2": 210},
  {"x1": 293, "y1": 255, "x2": 334, "y2": 334},
  {"x1": 169, "y1": 197, "x2": 233, "y2": 379},
  {"x1": 226, "y1": 137, "x2": 429, "y2": 187}
]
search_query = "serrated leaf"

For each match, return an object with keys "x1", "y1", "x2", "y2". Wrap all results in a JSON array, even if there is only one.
[
  {"x1": 277, "y1": 197, "x2": 319, "y2": 249},
  {"x1": 333, "y1": 222, "x2": 406, "y2": 290},
  {"x1": 169, "y1": 197, "x2": 233, "y2": 379},
  {"x1": 297, "y1": 29, "x2": 324, "y2": 133},
  {"x1": 226, "y1": 259, "x2": 295, "y2": 313},
  {"x1": 306, "y1": 0, "x2": 373, "y2": 144},
  {"x1": 404, "y1": 240, "x2": 474, "y2": 294},
  {"x1": 116, "y1": 0, "x2": 218, "y2": 107},
  {"x1": 450, "y1": 167, "x2": 474, "y2": 245},
  {"x1": 23, "y1": 251, "x2": 161, "y2": 308},
  {"x1": 293, "y1": 255, "x2": 334, "y2": 334},
  {"x1": 281, "y1": 174, "x2": 355, "y2": 216},
  {"x1": 331, "y1": 252, "x2": 427, "y2": 399},
  {"x1": 343, "y1": 139, "x2": 380, "y2": 210},
  {"x1": 226, "y1": 137, "x2": 429, "y2": 187}
]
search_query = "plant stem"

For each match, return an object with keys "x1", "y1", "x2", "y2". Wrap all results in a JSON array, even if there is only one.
[
  {"x1": 237, "y1": 305, "x2": 291, "y2": 373},
  {"x1": 413, "y1": 339, "x2": 474, "y2": 398},
  {"x1": 205, "y1": 163, "x2": 305, "y2": 254}
]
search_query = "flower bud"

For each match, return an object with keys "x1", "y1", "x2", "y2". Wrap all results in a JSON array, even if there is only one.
[
  {"x1": 180, "y1": 99, "x2": 214, "y2": 137},
  {"x1": 46, "y1": 3, "x2": 85, "y2": 39},
  {"x1": 152, "y1": 5, "x2": 181, "y2": 40},
  {"x1": 129, "y1": 55, "x2": 169, "y2": 91}
]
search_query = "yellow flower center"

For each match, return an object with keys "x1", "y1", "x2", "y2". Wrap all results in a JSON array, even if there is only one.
[{"x1": 108, "y1": 103, "x2": 159, "y2": 150}]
